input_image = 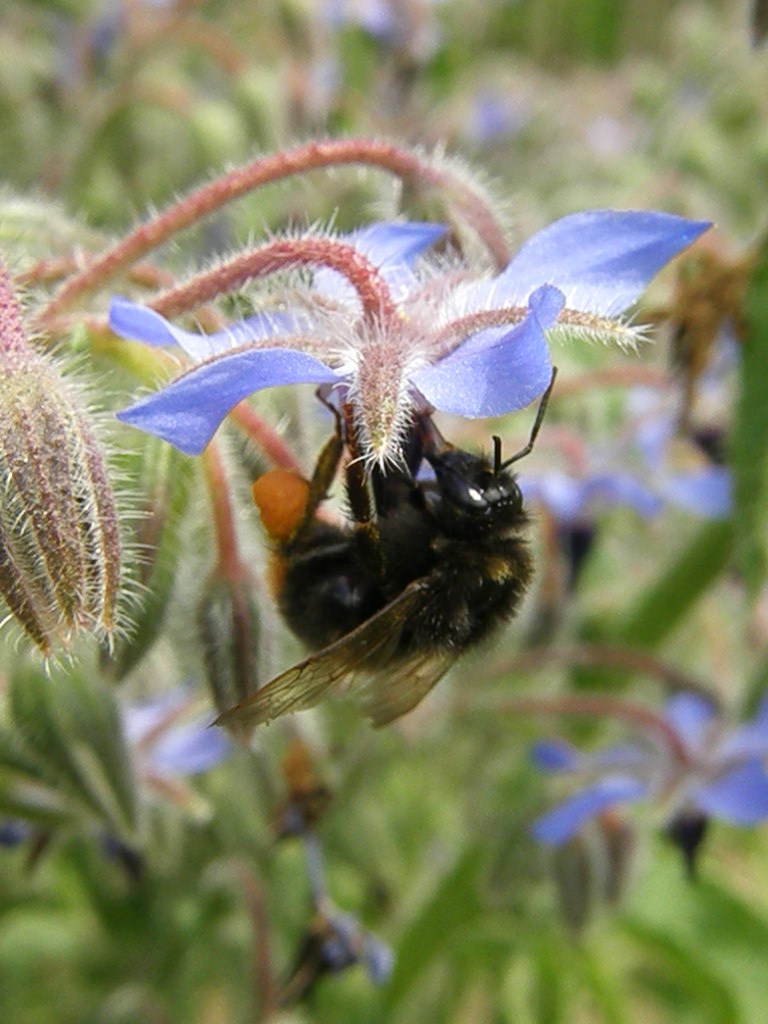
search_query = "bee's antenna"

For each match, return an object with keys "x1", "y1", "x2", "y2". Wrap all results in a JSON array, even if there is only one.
[
  {"x1": 492, "y1": 435, "x2": 503, "y2": 475},
  {"x1": 499, "y1": 366, "x2": 558, "y2": 470}
]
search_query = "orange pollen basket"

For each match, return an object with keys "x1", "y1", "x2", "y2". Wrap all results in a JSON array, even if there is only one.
[{"x1": 251, "y1": 469, "x2": 311, "y2": 543}]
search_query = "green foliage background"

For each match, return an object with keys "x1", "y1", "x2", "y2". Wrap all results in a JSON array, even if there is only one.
[{"x1": 1, "y1": 1, "x2": 768, "y2": 1022}]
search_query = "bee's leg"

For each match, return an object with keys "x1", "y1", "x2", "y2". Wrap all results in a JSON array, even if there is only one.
[
  {"x1": 302, "y1": 402, "x2": 345, "y2": 527},
  {"x1": 336, "y1": 403, "x2": 372, "y2": 525},
  {"x1": 417, "y1": 412, "x2": 456, "y2": 463},
  {"x1": 338, "y1": 402, "x2": 386, "y2": 579}
]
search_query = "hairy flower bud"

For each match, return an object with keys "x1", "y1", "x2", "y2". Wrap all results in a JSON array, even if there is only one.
[
  {"x1": 0, "y1": 263, "x2": 120, "y2": 654},
  {"x1": 550, "y1": 815, "x2": 636, "y2": 931},
  {"x1": 197, "y1": 568, "x2": 261, "y2": 719}
]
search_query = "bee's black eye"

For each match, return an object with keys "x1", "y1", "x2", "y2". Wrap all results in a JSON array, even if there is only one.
[
  {"x1": 431, "y1": 452, "x2": 491, "y2": 511},
  {"x1": 457, "y1": 481, "x2": 489, "y2": 509}
]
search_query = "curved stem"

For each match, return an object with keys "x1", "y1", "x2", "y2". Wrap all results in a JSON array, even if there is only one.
[
  {"x1": 432, "y1": 304, "x2": 528, "y2": 357},
  {"x1": 495, "y1": 643, "x2": 717, "y2": 699},
  {"x1": 200, "y1": 441, "x2": 242, "y2": 577},
  {"x1": 554, "y1": 365, "x2": 672, "y2": 398},
  {"x1": 35, "y1": 138, "x2": 510, "y2": 326},
  {"x1": 472, "y1": 691, "x2": 692, "y2": 765},
  {"x1": 149, "y1": 236, "x2": 398, "y2": 329},
  {"x1": 229, "y1": 403, "x2": 303, "y2": 473}
]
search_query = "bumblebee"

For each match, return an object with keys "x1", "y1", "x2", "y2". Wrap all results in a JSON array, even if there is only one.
[{"x1": 217, "y1": 372, "x2": 556, "y2": 730}]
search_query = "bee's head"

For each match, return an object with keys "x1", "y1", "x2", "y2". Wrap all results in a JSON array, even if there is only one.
[
  {"x1": 417, "y1": 368, "x2": 557, "y2": 536},
  {"x1": 428, "y1": 447, "x2": 525, "y2": 536}
]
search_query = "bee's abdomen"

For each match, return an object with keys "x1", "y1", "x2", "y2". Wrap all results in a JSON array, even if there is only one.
[{"x1": 278, "y1": 528, "x2": 384, "y2": 649}]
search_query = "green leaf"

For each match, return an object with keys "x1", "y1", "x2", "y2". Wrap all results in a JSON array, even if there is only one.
[
  {"x1": 103, "y1": 439, "x2": 196, "y2": 680},
  {"x1": 381, "y1": 845, "x2": 485, "y2": 1012},
  {"x1": 622, "y1": 919, "x2": 739, "y2": 1024},
  {"x1": 529, "y1": 931, "x2": 568, "y2": 1024},
  {"x1": 573, "y1": 942, "x2": 632, "y2": 1024},
  {"x1": 731, "y1": 237, "x2": 768, "y2": 599},
  {"x1": 625, "y1": 850, "x2": 768, "y2": 1021},
  {"x1": 744, "y1": 651, "x2": 768, "y2": 716},
  {"x1": 7, "y1": 664, "x2": 139, "y2": 839},
  {"x1": 613, "y1": 519, "x2": 734, "y2": 649},
  {"x1": 0, "y1": 722, "x2": 78, "y2": 828}
]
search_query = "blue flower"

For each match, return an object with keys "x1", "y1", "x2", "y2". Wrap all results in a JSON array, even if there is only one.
[
  {"x1": 0, "y1": 820, "x2": 29, "y2": 847},
  {"x1": 465, "y1": 91, "x2": 531, "y2": 146},
  {"x1": 531, "y1": 693, "x2": 768, "y2": 846},
  {"x1": 521, "y1": 385, "x2": 731, "y2": 524},
  {"x1": 312, "y1": 910, "x2": 393, "y2": 984},
  {"x1": 111, "y1": 212, "x2": 709, "y2": 464},
  {"x1": 520, "y1": 469, "x2": 663, "y2": 523},
  {"x1": 628, "y1": 387, "x2": 731, "y2": 517},
  {"x1": 324, "y1": 0, "x2": 444, "y2": 57},
  {"x1": 122, "y1": 689, "x2": 230, "y2": 810},
  {"x1": 280, "y1": 829, "x2": 394, "y2": 1002},
  {"x1": 280, "y1": 906, "x2": 393, "y2": 1003}
]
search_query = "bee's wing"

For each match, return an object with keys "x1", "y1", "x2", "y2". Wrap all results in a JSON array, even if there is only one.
[
  {"x1": 215, "y1": 580, "x2": 452, "y2": 729},
  {"x1": 356, "y1": 648, "x2": 454, "y2": 727}
]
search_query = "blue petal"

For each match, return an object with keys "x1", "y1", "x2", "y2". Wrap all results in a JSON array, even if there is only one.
[
  {"x1": 118, "y1": 348, "x2": 342, "y2": 454},
  {"x1": 0, "y1": 820, "x2": 29, "y2": 846},
  {"x1": 122, "y1": 692, "x2": 183, "y2": 744},
  {"x1": 410, "y1": 284, "x2": 562, "y2": 417},
  {"x1": 521, "y1": 467, "x2": 662, "y2": 522},
  {"x1": 531, "y1": 739, "x2": 580, "y2": 773},
  {"x1": 583, "y1": 472, "x2": 663, "y2": 518},
  {"x1": 313, "y1": 221, "x2": 446, "y2": 304},
  {"x1": 497, "y1": 211, "x2": 711, "y2": 316},
  {"x1": 755, "y1": 693, "x2": 768, "y2": 726},
  {"x1": 633, "y1": 408, "x2": 676, "y2": 467},
  {"x1": 150, "y1": 720, "x2": 231, "y2": 776},
  {"x1": 519, "y1": 473, "x2": 591, "y2": 523},
  {"x1": 468, "y1": 92, "x2": 528, "y2": 145},
  {"x1": 662, "y1": 692, "x2": 717, "y2": 750},
  {"x1": 531, "y1": 737, "x2": 649, "y2": 776},
  {"x1": 109, "y1": 297, "x2": 307, "y2": 359},
  {"x1": 319, "y1": 912, "x2": 360, "y2": 972},
  {"x1": 591, "y1": 743, "x2": 653, "y2": 772},
  {"x1": 362, "y1": 934, "x2": 395, "y2": 984},
  {"x1": 695, "y1": 760, "x2": 768, "y2": 824},
  {"x1": 531, "y1": 776, "x2": 647, "y2": 846},
  {"x1": 354, "y1": 221, "x2": 447, "y2": 267},
  {"x1": 120, "y1": 690, "x2": 229, "y2": 774},
  {"x1": 660, "y1": 467, "x2": 732, "y2": 519},
  {"x1": 719, "y1": 696, "x2": 768, "y2": 760}
]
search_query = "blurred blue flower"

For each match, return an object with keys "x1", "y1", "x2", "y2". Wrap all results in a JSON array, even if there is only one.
[
  {"x1": 630, "y1": 387, "x2": 732, "y2": 516},
  {"x1": 0, "y1": 820, "x2": 29, "y2": 847},
  {"x1": 314, "y1": 910, "x2": 393, "y2": 983},
  {"x1": 521, "y1": 385, "x2": 731, "y2": 524},
  {"x1": 521, "y1": 468, "x2": 662, "y2": 522},
  {"x1": 280, "y1": 906, "x2": 393, "y2": 1004},
  {"x1": 122, "y1": 689, "x2": 230, "y2": 786},
  {"x1": 279, "y1": 829, "x2": 393, "y2": 1003},
  {"x1": 111, "y1": 212, "x2": 708, "y2": 463},
  {"x1": 465, "y1": 92, "x2": 531, "y2": 146},
  {"x1": 119, "y1": 689, "x2": 231, "y2": 822},
  {"x1": 324, "y1": 0, "x2": 444, "y2": 58},
  {"x1": 531, "y1": 692, "x2": 768, "y2": 846}
]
